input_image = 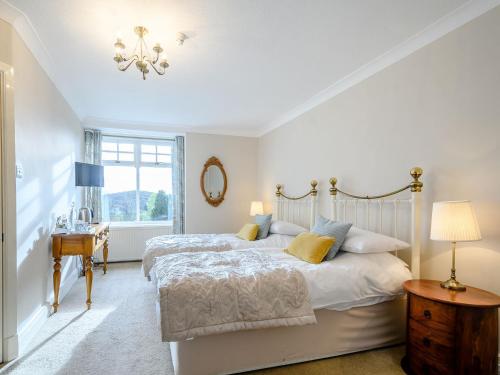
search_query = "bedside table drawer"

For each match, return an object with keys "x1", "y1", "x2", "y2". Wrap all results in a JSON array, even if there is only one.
[
  {"x1": 410, "y1": 294, "x2": 456, "y2": 332},
  {"x1": 408, "y1": 318, "x2": 455, "y2": 374},
  {"x1": 409, "y1": 350, "x2": 454, "y2": 375}
]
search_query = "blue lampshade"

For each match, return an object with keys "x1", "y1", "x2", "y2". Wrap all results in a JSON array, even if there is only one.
[{"x1": 75, "y1": 162, "x2": 104, "y2": 187}]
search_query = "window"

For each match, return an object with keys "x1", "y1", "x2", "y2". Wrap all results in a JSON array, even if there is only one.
[{"x1": 101, "y1": 136, "x2": 174, "y2": 223}]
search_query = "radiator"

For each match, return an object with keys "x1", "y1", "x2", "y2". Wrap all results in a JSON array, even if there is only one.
[{"x1": 94, "y1": 225, "x2": 173, "y2": 262}]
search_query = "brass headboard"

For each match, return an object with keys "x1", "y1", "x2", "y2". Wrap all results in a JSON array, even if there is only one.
[
  {"x1": 329, "y1": 168, "x2": 423, "y2": 278},
  {"x1": 273, "y1": 180, "x2": 318, "y2": 229}
]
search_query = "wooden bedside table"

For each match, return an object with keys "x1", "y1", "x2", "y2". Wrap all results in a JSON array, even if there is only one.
[
  {"x1": 402, "y1": 280, "x2": 500, "y2": 375},
  {"x1": 51, "y1": 223, "x2": 110, "y2": 312}
]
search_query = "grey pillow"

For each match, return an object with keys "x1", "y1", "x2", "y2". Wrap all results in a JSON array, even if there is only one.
[
  {"x1": 312, "y1": 215, "x2": 352, "y2": 260},
  {"x1": 255, "y1": 214, "x2": 272, "y2": 240}
]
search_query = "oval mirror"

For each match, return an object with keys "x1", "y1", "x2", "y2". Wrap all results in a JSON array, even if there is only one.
[{"x1": 201, "y1": 157, "x2": 227, "y2": 207}]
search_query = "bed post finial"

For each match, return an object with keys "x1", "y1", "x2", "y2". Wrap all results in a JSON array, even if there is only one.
[
  {"x1": 310, "y1": 180, "x2": 318, "y2": 196},
  {"x1": 275, "y1": 184, "x2": 282, "y2": 197},
  {"x1": 329, "y1": 177, "x2": 338, "y2": 196},
  {"x1": 410, "y1": 167, "x2": 423, "y2": 192}
]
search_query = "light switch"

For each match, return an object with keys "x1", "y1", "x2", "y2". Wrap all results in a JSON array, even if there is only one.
[{"x1": 15, "y1": 163, "x2": 24, "y2": 179}]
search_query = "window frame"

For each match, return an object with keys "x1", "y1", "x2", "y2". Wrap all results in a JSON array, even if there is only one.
[{"x1": 101, "y1": 135, "x2": 175, "y2": 225}]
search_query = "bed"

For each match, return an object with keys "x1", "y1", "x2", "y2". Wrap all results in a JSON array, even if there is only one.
[
  {"x1": 142, "y1": 180, "x2": 320, "y2": 277},
  {"x1": 157, "y1": 168, "x2": 424, "y2": 375}
]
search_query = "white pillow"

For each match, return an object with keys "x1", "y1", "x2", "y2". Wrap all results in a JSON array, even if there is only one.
[
  {"x1": 340, "y1": 226, "x2": 410, "y2": 253},
  {"x1": 269, "y1": 221, "x2": 307, "y2": 236}
]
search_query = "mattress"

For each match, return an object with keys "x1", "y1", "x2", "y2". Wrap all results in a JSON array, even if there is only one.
[{"x1": 142, "y1": 233, "x2": 295, "y2": 277}]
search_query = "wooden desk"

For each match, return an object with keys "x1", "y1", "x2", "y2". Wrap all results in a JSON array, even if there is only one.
[{"x1": 51, "y1": 223, "x2": 110, "y2": 312}]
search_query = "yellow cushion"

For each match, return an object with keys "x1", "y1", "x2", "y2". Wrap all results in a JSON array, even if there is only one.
[
  {"x1": 236, "y1": 223, "x2": 259, "y2": 241},
  {"x1": 284, "y1": 232, "x2": 336, "y2": 264}
]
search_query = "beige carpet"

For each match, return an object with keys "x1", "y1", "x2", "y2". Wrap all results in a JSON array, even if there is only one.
[{"x1": 0, "y1": 263, "x2": 405, "y2": 375}]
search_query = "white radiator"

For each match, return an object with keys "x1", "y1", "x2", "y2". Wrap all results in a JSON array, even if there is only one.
[{"x1": 95, "y1": 225, "x2": 173, "y2": 262}]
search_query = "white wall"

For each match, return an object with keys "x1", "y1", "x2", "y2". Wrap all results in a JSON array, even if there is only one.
[
  {"x1": 0, "y1": 18, "x2": 83, "y2": 355},
  {"x1": 185, "y1": 132, "x2": 258, "y2": 233},
  {"x1": 258, "y1": 7, "x2": 500, "y2": 297}
]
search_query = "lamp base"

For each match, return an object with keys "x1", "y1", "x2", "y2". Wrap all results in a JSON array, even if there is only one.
[{"x1": 440, "y1": 278, "x2": 466, "y2": 291}]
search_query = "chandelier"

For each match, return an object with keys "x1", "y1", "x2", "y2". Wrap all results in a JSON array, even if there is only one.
[{"x1": 113, "y1": 26, "x2": 170, "y2": 80}]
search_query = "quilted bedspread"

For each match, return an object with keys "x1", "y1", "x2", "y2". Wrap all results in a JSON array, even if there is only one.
[{"x1": 154, "y1": 249, "x2": 316, "y2": 341}]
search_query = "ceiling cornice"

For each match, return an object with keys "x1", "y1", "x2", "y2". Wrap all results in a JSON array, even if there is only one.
[
  {"x1": 83, "y1": 117, "x2": 259, "y2": 138},
  {"x1": 0, "y1": 0, "x2": 83, "y2": 118},
  {"x1": 258, "y1": 0, "x2": 500, "y2": 137}
]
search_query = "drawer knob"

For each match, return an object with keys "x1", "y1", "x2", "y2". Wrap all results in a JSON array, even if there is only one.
[
  {"x1": 422, "y1": 337, "x2": 431, "y2": 347},
  {"x1": 423, "y1": 309, "x2": 432, "y2": 319}
]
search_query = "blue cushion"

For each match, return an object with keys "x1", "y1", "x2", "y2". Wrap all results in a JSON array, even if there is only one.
[
  {"x1": 311, "y1": 215, "x2": 352, "y2": 260},
  {"x1": 255, "y1": 214, "x2": 272, "y2": 240}
]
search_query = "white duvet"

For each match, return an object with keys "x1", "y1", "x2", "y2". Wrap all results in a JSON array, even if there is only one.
[
  {"x1": 261, "y1": 248, "x2": 413, "y2": 311},
  {"x1": 151, "y1": 246, "x2": 412, "y2": 314},
  {"x1": 142, "y1": 233, "x2": 295, "y2": 277}
]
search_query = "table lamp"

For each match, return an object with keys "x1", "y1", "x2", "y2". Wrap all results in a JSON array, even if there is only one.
[
  {"x1": 250, "y1": 201, "x2": 264, "y2": 216},
  {"x1": 430, "y1": 200, "x2": 481, "y2": 291}
]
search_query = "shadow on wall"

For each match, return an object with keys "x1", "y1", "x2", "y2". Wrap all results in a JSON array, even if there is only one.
[{"x1": 16, "y1": 151, "x2": 77, "y2": 330}]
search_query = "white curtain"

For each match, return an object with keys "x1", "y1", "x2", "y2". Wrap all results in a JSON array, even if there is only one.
[
  {"x1": 172, "y1": 135, "x2": 185, "y2": 234},
  {"x1": 84, "y1": 129, "x2": 103, "y2": 222}
]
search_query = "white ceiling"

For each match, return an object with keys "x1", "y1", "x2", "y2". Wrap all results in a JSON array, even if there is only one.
[{"x1": 2, "y1": 0, "x2": 483, "y2": 135}]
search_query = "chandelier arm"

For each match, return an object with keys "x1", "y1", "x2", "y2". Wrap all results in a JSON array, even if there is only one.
[
  {"x1": 152, "y1": 51, "x2": 160, "y2": 64},
  {"x1": 118, "y1": 56, "x2": 138, "y2": 72},
  {"x1": 148, "y1": 61, "x2": 165, "y2": 75},
  {"x1": 121, "y1": 54, "x2": 140, "y2": 63}
]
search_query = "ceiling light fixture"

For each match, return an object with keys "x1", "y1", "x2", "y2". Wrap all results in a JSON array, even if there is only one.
[{"x1": 113, "y1": 26, "x2": 169, "y2": 80}]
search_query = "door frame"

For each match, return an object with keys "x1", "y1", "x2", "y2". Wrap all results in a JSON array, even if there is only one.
[{"x1": 0, "y1": 61, "x2": 18, "y2": 363}]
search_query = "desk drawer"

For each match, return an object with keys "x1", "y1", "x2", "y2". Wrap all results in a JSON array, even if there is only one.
[{"x1": 410, "y1": 294, "x2": 456, "y2": 332}]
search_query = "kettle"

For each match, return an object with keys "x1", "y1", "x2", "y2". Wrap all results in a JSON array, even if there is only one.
[{"x1": 78, "y1": 207, "x2": 92, "y2": 224}]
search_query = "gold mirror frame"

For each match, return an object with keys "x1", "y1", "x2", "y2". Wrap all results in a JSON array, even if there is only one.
[{"x1": 200, "y1": 156, "x2": 227, "y2": 207}]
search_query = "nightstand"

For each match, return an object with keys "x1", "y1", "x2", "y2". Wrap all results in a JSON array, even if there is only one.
[{"x1": 402, "y1": 280, "x2": 500, "y2": 375}]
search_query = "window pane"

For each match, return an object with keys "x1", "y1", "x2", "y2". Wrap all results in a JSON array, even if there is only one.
[
  {"x1": 157, "y1": 154, "x2": 171, "y2": 163},
  {"x1": 119, "y1": 143, "x2": 134, "y2": 152},
  {"x1": 102, "y1": 142, "x2": 117, "y2": 152},
  {"x1": 157, "y1": 145, "x2": 172, "y2": 154},
  {"x1": 119, "y1": 152, "x2": 134, "y2": 162},
  {"x1": 102, "y1": 151, "x2": 118, "y2": 161},
  {"x1": 141, "y1": 153, "x2": 156, "y2": 163},
  {"x1": 139, "y1": 167, "x2": 173, "y2": 221},
  {"x1": 102, "y1": 166, "x2": 137, "y2": 222},
  {"x1": 141, "y1": 144, "x2": 156, "y2": 153}
]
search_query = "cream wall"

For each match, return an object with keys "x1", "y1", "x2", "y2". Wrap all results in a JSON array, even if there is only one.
[
  {"x1": 185, "y1": 132, "x2": 258, "y2": 233},
  {"x1": 258, "y1": 7, "x2": 500, "y2": 296},
  {"x1": 0, "y1": 18, "x2": 83, "y2": 354}
]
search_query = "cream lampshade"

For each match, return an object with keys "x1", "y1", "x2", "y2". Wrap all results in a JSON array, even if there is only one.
[
  {"x1": 430, "y1": 200, "x2": 481, "y2": 291},
  {"x1": 249, "y1": 201, "x2": 264, "y2": 216}
]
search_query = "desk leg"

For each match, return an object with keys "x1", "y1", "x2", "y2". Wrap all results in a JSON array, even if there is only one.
[
  {"x1": 103, "y1": 239, "x2": 109, "y2": 274},
  {"x1": 52, "y1": 257, "x2": 61, "y2": 313},
  {"x1": 85, "y1": 256, "x2": 93, "y2": 309}
]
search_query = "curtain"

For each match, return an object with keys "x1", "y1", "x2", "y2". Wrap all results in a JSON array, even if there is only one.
[
  {"x1": 172, "y1": 135, "x2": 185, "y2": 234},
  {"x1": 84, "y1": 129, "x2": 103, "y2": 223}
]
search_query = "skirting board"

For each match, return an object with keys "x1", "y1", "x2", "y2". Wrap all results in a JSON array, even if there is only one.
[{"x1": 17, "y1": 264, "x2": 79, "y2": 355}]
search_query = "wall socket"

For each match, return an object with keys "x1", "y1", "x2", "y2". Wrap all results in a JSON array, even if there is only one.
[{"x1": 15, "y1": 163, "x2": 24, "y2": 179}]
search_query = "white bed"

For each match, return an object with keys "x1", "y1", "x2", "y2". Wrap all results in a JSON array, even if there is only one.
[
  {"x1": 159, "y1": 169, "x2": 424, "y2": 374},
  {"x1": 142, "y1": 232, "x2": 297, "y2": 277}
]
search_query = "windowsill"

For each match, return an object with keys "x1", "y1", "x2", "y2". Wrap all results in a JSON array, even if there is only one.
[{"x1": 109, "y1": 221, "x2": 173, "y2": 229}]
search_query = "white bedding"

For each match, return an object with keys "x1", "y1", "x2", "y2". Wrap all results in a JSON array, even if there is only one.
[
  {"x1": 261, "y1": 248, "x2": 412, "y2": 311},
  {"x1": 152, "y1": 246, "x2": 412, "y2": 316},
  {"x1": 143, "y1": 233, "x2": 295, "y2": 277}
]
